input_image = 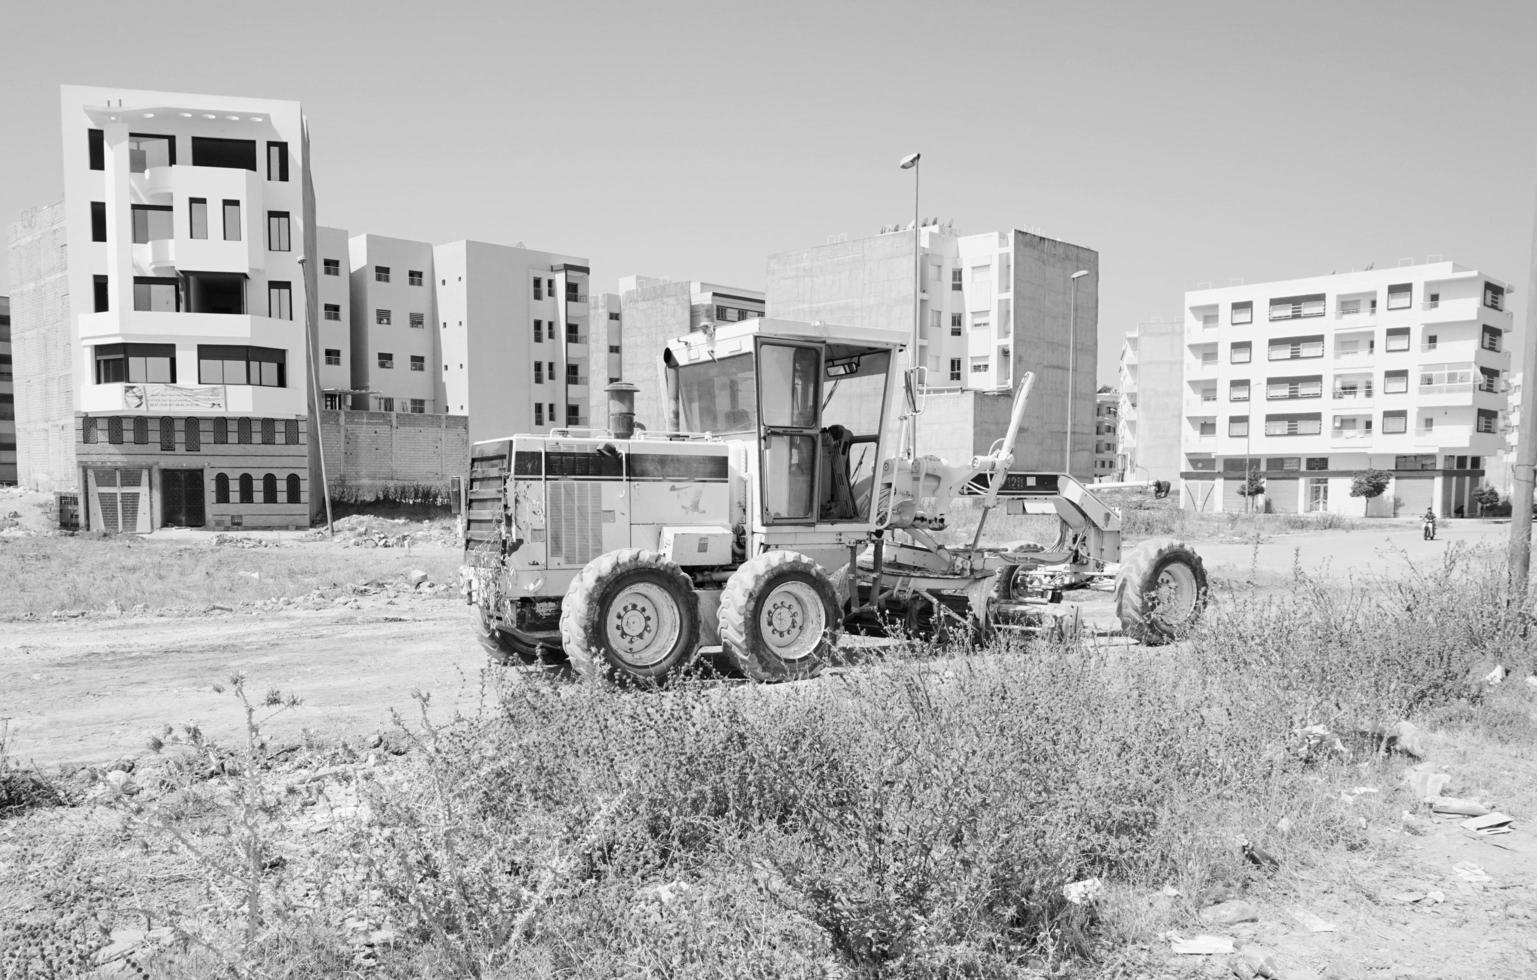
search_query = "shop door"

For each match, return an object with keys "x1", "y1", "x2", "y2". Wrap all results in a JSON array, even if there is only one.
[{"x1": 161, "y1": 469, "x2": 206, "y2": 527}]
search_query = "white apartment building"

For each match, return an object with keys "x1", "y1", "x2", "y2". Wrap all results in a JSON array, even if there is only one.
[
  {"x1": 1117, "y1": 318, "x2": 1184, "y2": 487},
  {"x1": 315, "y1": 226, "x2": 353, "y2": 406},
  {"x1": 8, "y1": 86, "x2": 319, "y2": 530},
  {"x1": 348, "y1": 234, "x2": 438, "y2": 414},
  {"x1": 1181, "y1": 262, "x2": 1514, "y2": 517}
]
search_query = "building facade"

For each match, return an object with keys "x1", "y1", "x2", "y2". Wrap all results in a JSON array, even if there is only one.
[
  {"x1": 6, "y1": 86, "x2": 320, "y2": 530},
  {"x1": 1180, "y1": 262, "x2": 1513, "y2": 516},
  {"x1": 348, "y1": 234, "x2": 439, "y2": 414},
  {"x1": 766, "y1": 226, "x2": 1098, "y2": 475},
  {"x1": 1116, "y1": 318, "x2": 1184, "y2": 489},
  {"x1": 0, "y1": 297, "x2": 14, "y2": 484},
  {"x1": 1093, "y1": 387, "x2": 1118, "y2": 480}
]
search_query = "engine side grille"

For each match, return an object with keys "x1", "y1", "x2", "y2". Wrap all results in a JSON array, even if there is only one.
[{"x1": 547, "y1": 481, "x2": 603, "y2": 567}]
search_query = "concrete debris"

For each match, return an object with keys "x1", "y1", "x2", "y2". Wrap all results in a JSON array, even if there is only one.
[
  {"x1": 1390, "y1": 720, "x2": 1429, "y2": 760},
  {"x1": 1289, "y1": 907, "x2": 1337, "y2": 933},
  {"x1": 1431, "y1": 797, "x2": 1493, "y2": 817},
  {"x1": 1171, "y1": 933, "x2": 1235, "y2": 955},
  {"x1": 1061, "y1": 877, "x2": 1102, "y2": 905},
  {"x1": 104, "y1": 769, "x2": 139, "y2": 795},
  {"x1": 407, "y1": 569, "x2": 429, "y2": 588},
  {"x1": 1460, "y1": 812, "x2": 1514, "y2": 835},
  {"x1": 1404, "y1": 766, "x2": 1451, "y2": 803},
  {"x1": 1200, "y1": 900, "x2": 1260, "y2": 925},
  {"x1": 1484, "y1": 664, "x2": 1509, "y2": 685},
  {"x1": 1452, "y1": 862, "x2": 1492, "y2": 884}
]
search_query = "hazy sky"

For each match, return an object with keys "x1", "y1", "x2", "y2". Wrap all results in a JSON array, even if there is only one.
[{"x1": 4, "y1": 0, "x2": 1535, "y2": 383}]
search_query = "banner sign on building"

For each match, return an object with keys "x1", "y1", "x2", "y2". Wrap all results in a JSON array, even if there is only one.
[{"x1": 123, "y1": 384, "x2": 228, "y2": 411}]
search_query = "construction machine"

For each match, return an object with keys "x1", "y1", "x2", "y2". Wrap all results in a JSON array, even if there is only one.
[{"x1": 460, "y1": 317, "x2": 1206, "y2": 684}]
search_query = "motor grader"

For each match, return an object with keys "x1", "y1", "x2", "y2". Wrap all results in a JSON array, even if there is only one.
[{"x1": 459, "y1": 316, "x2": 1206, "y2": 684}]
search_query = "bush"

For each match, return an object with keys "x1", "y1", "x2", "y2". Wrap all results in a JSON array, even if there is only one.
[{"x1": 1350, "y1": 469, "x2": 1391, "y2": 500}]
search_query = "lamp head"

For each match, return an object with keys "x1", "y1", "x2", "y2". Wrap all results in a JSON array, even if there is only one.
[
  {"x1": 1071, "y1": 269, "x2": 1089, "y2": 280},
  {"x1": 899, "y1": 152, "x2": 921, "y2": 170}
]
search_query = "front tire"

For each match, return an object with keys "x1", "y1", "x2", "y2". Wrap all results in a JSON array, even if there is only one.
[
  {"x1": 719, "y1": 551, "x2": 841, "y2": 682},
  {"x1": 559, "y1": 550, "x2": 701, "y2": 685},
  {"x1": 1114, "y1": 538, "x2": 1207, "y2": 646}
]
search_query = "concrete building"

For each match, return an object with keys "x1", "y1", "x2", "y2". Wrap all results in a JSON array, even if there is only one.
[
  {"x1": 588, "y1": 291, "x2": 623, "y2": 427},
  {"x1": 0, "y1": 297, "x2": 14, "y2": 484},
  {"x1": 1180, "y1": 262, "x2": 1513, "y2": 517},
  {"x1": 1116, "y1": 318, "x2": 1184, "y2": 489},
  {"x1": 613, "y1": 276, "x2": 764, "y2": 431},
  {"x1": 766, "y1": 226, "x2": 1098, "y2": 475},
  {"x1": 314, "y1": 226, "x2": 354, "y2": 409},
  {"x1": 348, "y1": 234, "x2": 438, "y2": 414},
  {"x1": 1093, "y1": 387, "x2": 1118, "y2": 480},
  {"x1": 7, "y1": 86, "x2": 319, "y2": 530}
]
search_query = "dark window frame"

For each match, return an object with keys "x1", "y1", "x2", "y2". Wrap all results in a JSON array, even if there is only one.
[
  {"x1": 266, "y1": 141, "x2": 289, "y2": 182},
  {"x1": 267, "y1": 211, "x2": 292, "y2": 252}
]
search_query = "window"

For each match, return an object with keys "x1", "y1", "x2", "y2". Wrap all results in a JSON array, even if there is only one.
[
  {"x1": 108, "y1": 417, "x2": 123, "y2": 444},
  {"x1": 548, "y1": 403, "x2": 556, "y2": 422},
  {"x1": 1230, "y1": 381, "x2": 1250, "y2": 402},
  {"x1": 410, "y1": 355, "x2": 425, "y2": 372},
  {"x1": 1482, "y1": 326, "x2": 1502, "y2": 352},
  {"x1": 1229, "y1": 417, "x2": 1249, "y2": 437},
  {"x1": 324, "y1": 348, "x2": 341, "y2": 366},
  {"x1": 1198, "y1": 421, "x2": 1217, "y2": 436},
  {"x1": 1264, "y1": 414, "x2": 1322, "y2": 436},
  {"x1": 198, "y1": 346, "x2": 287, "y2": 387},
  {"x1": 608, "y1": 345, "x2": 621, "y2": 354},
  {"x1": 94, "y1": 343, "x2": 176, "y2": 384},
  {"x1": 286, "y1": 474, "x2": 301, "y2": 503},
  {"x1": 1305, "y1": 457, "x2": 1328, "y2": 471},
  {"x1": 239, "y1": 473, "x2": 254, "y2": 504},
  {"x1": 971, "y1": 359, "x2": 990, "y2": 374},
  {"x1": 192, "y1": 137, "x2": 256, "y2": 170},
  {"x1": 88, "y1": 128, "x2": 104, "y2": 170},
  {"x1": 949, "y1": 358, "x2": 962, "y2": 381},
  {"x1": 237, "y1": 419, "x2": 252, "y2": 445},
  {"x1": 534, "y1": 362, "x2": 544, "y2": 384},
  {"x1": 951, "y1": 268, "x2": 963, "y2": 291},
  {"x1": 1480, "y1": 368, "x2": 1500, "y2": 393},
  {"x1": 323, "y1": 393, "x2": 341, "y2": 409},
  {"x1": 1382, "y1": 410, "x2": 1408, "y2": 434},
  {"x1": 567, "y1": 322, "x2": 580, "y2": 343},
  {"x1": 215, "y1": 473, "x2": 229, "y2": 503},
  {"x1": 223, "y1": 200, "x2": 241, "y2": 242},
  {"x1": 285, "y1": 419, "x2": 299, "y2": 445},
  {"x1": 133, "y1": 417, "x2": 148, "y2": 444},
  {"x1": 1420, "y1": 417, "x2": 1435, "y2": 434},
  {"x1": 950, "y1": 313, "x2": 962, "y2": 336},
  {"x1": 1423, "y1": 333, "x2": 1437, "y2": 352},
  {"x1": 1385, "y1": 328, "x2": 1410, "y2": 352},
  {"x1": 132, "y1": 277, "x2": 179, "y2": 312},
  {"x1": 1333, "y1": 377, "x2": 1373, "y2": 399},
  {"x1": 266, "y1": 141, "x2": 288, "y2": 181},
  {"x1": 1484, "y1": 282, "x2": 1505, "y2": 311},
  {"x1": 1265, "y1": 457, "x2": 1302, "y2": 473},
  {"x1": 1384, "y1": 370, "x2": 1408, "y2": 394},
  {"x1": 376, "y1": 309, "x2": 391, "y2": 325},
  {"x1": 261, "y1": 418, "x2": 275, "y2": 445},
  {"x1": 534, "y1": 404, "x2": 544, "y2": 425},
  {"x1": 267, "y1": 211, "x2": 291, "y2": 252},
  {"x1": 91, "y1": 202, "x2": 107, "y2": 242},
  {"x1": 409, "y1": 313, "x2": 424, "y2": 329},
  {"x1": 533, "y1": 279, "x2": 543, "y2": 300},
  {"x1": 568, "y1": 404, "x2": 580, "y2": 424},
  {"x1": 377, "y1": 397, "x2": 394, "y2": 412},
  {"x1": 94, "y1": 276, "x2": 109, "y2": 313},
  {"x1": 1268, "y1": 293, "x2": 1325, "y2": 320},
  {"x1": 609, "y1": 312, "x2": 621, "y2": 321},
  {"x1": 1386, "y1": 283, "x2": 1412, "y2": 310},
  {"x1": 268, "y1": 282, "x2": 292, "y2": 321},
  {"x1": 375, "y1": 266, "x2": 390, "y2": 283},
  {"x1": 189, "y1": 198, "x2": 207, "y2": 240},
  {"x1": 324, "y1": 303, "x2": 340, "y2": 321},
  {"x1": 408, "y1": 270, "x2": 423, "y2": 286},
  {"x1": 185, "y1": 418, "x2": 200, "y2": 452},
  {"x1": 409, "y1": 398, "x2": 426, "y2": 414},
  {"x1": 323, "y1": 258, "x2": 340, "y2": 276},
  {"x1": 1231, "y1": 301, "x2": 1253, "y2": 325},
  {"x1": 567, "y1": 364, "x2": 580, "y2": 384},
  {"x1": 534, "y1": 319, "x2": 543, "y2": 342},
  {"x1": 1265, "y1": 376, "x2": 1322, "y2": 400},
  {"x1": 213, "y1": 418, "x2": 228, "y2": 444},
  {"x1": 377, "y1": 352, "x2": 394, "y2": 369},
  {"x1": 1477, "y1": 409, "x2": 1498, "y2": 434},
  {"x1": 131, "y1": 205, "x2": 173, "y2": 244},
  {"x1": 127, "y1": 133, "x2": 175, "y2": 172},
  {"x1": 1395, "y1": 454, "x2": 1435, "y2": 470},
  {"x1": 1267, "y1": 336, "x2": 1324, "y2": 360},
  {"x1": 1231, "y1": 342, "x2": 1251, "y2": 364},
  {"x1": 999, "y1": 346, "x2": 1011, "y2": 383},
  {"x1": 262, "y1": 473, "x2": 277, "y2": 503}
]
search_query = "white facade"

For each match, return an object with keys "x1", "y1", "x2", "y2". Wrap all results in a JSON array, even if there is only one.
[
  {"x1": 1181, "y1": 262, "x2": 1513, "y2": 517},
  {"x1": 315, "y1": 226, "x2": 352, "y2": 405},
  {"x1": 1117, "y1": 318, "x2": 1185, "y2": 487},
  {"x1": 348, "y1": 234, "x2": 438, "y2": 413}
]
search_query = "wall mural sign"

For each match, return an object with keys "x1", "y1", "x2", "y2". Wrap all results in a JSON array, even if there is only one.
[{"x1": 123, "y1": 384, "x2": 228, "y2": 411}]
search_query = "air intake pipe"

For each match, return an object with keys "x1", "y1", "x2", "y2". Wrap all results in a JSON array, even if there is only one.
[{"x1": 605, "y1": 381, "x2": 640, "y2": 438}]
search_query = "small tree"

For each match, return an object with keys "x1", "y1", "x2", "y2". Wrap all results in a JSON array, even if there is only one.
[
  {"x1": 1472, "y1": 484, "x2": 1501, "y2": 516},
  {"x1": 1235, "y1": 471, "x2": 1266, "y2": 512},
  {"x1": 1350, "y1": 468, "x2": 1391, "y2": 516}
]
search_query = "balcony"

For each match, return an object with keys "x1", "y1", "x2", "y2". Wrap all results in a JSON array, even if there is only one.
[
  {"x1": 1331, "y1": 388, "x2": 1374, "y2": 402},
  {"x1": 1418, "y1": 296, "x2": 1480, "y2": 324}
]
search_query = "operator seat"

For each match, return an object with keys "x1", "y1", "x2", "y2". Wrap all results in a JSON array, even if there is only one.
[{"x1": 819, "y1": 425, "x2": 858, "y2": 521}]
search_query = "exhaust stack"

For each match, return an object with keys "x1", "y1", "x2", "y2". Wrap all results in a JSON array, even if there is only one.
[{"x1": 605, "y1": 381, "x2": 639, "y2": 438}]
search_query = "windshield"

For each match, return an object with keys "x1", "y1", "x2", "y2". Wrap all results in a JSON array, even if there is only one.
[{"x1": 675, "y1": 353, "x2": 757, "y2": 433}]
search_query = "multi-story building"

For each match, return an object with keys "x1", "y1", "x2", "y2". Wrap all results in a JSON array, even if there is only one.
[
  {"x1": 7, "y1": 86, "x2": 319, "y2": 530},
  {"x1": 1180, "y1": 262, "x2": 1513, "y2": 516},
  {"x1": 767, "y1": 226, "x2": 1098, "y2": 474},
  {"x1": 314, "y1": 226, "x2": 354, "y2": 409},
  {"x1": 1116, "y1": 318, "x2": 1184, "y2": 489},
  {"x1": 1093, "y1": 387, "x2": 1118, "y2": 480},
  {"x1": 612, "y1": 276, "x2": 764, "y2": 431},
  {"x1": 348, "y1": 234, "x2": 438, "y2": 414},
  {"x1": 588, "y1": 291, "x2": 623, "y2": 427},
  {"x1": 0, "y1": 296, "x2": 14, "y2": 484}
]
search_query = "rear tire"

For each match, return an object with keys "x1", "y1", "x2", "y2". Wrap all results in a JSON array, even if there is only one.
[
  {"x1": 559, "y1": 549, "x2": 701, "y2": 685},
  {"x1": 1114, "y1": 538, "x2": 1207, "y2": 646},
  {"x1": 719, "y1": 551, "x2": 840, "y2": 682}
]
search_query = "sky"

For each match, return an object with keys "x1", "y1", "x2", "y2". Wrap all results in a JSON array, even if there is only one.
[{"x1": 3, "y1": 0, "x2": 1536, "y2": 384}]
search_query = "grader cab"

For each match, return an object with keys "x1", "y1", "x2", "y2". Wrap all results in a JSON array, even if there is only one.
[{"x1": 461, "y1": 316, "x2": 1207, "y2": 684}]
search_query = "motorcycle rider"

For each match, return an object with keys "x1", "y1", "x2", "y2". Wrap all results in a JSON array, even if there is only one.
[{"x1": 1422, "y1": 507, "x2": 1437, "y2": 539}]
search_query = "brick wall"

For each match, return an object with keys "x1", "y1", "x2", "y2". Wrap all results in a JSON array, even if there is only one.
[{"x1": 319, "y1": 409, "x2": 468, "y2": 500}]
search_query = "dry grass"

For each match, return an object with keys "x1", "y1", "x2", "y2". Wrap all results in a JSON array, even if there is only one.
[{"x1": 0, "y1": 535, "x2": 461, "y2": 621}]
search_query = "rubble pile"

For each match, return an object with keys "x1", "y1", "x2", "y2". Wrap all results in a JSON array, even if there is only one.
[{"x1": 309, "y1": 514, "x2": 458, "y2": 549}]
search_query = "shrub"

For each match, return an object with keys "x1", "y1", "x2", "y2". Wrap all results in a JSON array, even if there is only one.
[{"x1": 1350, "y1": 469, "x2": 1391, "y2": 501}]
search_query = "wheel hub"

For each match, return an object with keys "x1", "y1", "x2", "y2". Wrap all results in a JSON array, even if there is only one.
[
  {"x1": 758, "y1": 581, "x2": 825, "y2": 661},
  {"x1": 616, "y1": 603, "x2": 653, "y2": 645},
  {"x1": 766, "y1": 600, "x2": 800, "y2": 638}
]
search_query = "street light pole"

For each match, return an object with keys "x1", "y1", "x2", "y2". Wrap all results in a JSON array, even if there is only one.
[
  {"x1": 900, "y1": 152, "x2": 921, "y2": 458},
  {"x1": 1065, "y1": 269, "x2": 1089, "y2": 475},
  {"x1": 295, "y1": 255, "x2": 334, "y2": 536}
]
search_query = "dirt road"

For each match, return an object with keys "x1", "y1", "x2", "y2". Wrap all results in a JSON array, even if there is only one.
[{"x1": 0, "y1": 520, "x2": 1517, "y2": 767}]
